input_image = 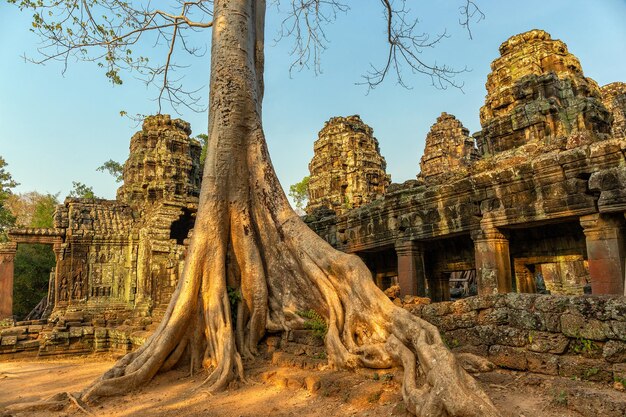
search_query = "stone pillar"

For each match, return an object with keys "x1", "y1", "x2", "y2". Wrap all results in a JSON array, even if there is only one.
[
  {"x1": 395, "y1": 240, "x2": 427, "y2": 297},
  {"x1": 0, "y1": 242, "x2": 18, "y2": 319},
  {"x1": 580, "y1": 213, "x2": 625, "y2": 295},
  {"x1": 472, "y1": 226, "x2": 512, "y2": 295}
]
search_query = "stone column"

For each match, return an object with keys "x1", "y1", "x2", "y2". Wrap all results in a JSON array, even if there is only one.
[
  {"x1": 471, "y1": 226, "x2": 512, "y2": 295},
  {"x1": 580, "y1": 213, "x2": 625, "y2": 295},
  {"x1": 0, "y1": 242, "x2": 18, "y2": 319},
  {"x1": 395, "y1": 240, "x2": 427, "y2": 297}
]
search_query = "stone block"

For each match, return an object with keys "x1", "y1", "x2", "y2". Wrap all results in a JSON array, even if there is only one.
[
  {"x1": 27, "y1": 325, "x2": 43, "y2": 333},
  {"x1": 493, "y1": 326, "x2": 528, "y2": 347},
  {"x1": 560, "y1": 313, "x2": 607, "y2": 341},
  {"x1": 94, "y1": 328, "x2": 108, "y2": 339},
  {"x1": 464, "y1": 295, "x2": 499, "y2": 310},
  {"x1": 508, "y1": 310, "x2": 545, "y2": 331},
  {"x1": 440, "y1": 311, "x2": 477, "y2": 331},
  {"x1": 605, "y1": 298, "x2": 626, "y2": 321},
  {"x1": 602, "y1": 340, "x2": 626, "y2": 363},
  {"x1": 64, "y1": 311, "x2": 84, "y2": 322},
  {"x1": 558, "y1": 356, "x2": 613, "y2": 382},
  {"x1": 1, "y1": 326, "x2": 27, "y2": 337},
  {"x1": 534, "y1": 294, "x2": 571, "y2": 313},
  {"x1": 569, "y1": 296, "x2": 611, "y2": 320},
  {"x1": 421, "y1": 302, "x2": 453, "y2": 318},
  {"x1": 504, "y1": 293, "x2": 538, "y2": 310},
  {"x1": 69, "y1": 327, "x2": 83, "y2": 338},
  {"x1": 611, "y1": 321, "x2": 626, "y2": 341},
  {"x1": 527, "y1": 331, "x2": 570, "y2": 354},
  {"x1": 540, "y1": 311, "x2": 562, "y2": 332},
  {"x1": 477, "y1": 308, "x2": 508, "y2": 325},
  {"x1": 526, "y1": 352, "x2": 559, "y2": 375},
  {"x1": 16, "y1": 339, "x2": 40, "y2": 350},
  {"x1": 291, "y1": 330, "x2": 324, "y2": 347},
  {"x1": 1, "y1": 335, "x2": 17, "y2": 346},
  {"x1": 488, "y1": 345, "x2": 527, "y2": 370},
  {"x1": 82, "y1": 326, "x2": 95, "y2": 336}
]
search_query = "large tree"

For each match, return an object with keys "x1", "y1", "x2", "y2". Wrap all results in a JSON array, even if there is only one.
[{"x1": 10, "y1": 1, "x2": 499, "y2": 415}]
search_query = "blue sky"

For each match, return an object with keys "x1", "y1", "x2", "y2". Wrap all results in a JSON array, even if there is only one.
[{"x1": 1, "y1": 1, "x2": 625, "y2": 203}]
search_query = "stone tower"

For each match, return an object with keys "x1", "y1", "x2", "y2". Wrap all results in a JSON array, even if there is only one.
[
  {"x1": 419, "y1": 112, "x2": 478, "y2": 183},
  {"x1": 475, "y1": 29, "x2": 612, "y2": 155},
  {"x1": 307, "y1": 115, "x2": 391, "y2": 215},
  {"x1": 116, "y1": 114, "x2": 202, "y2": 207},
  {"x1": 601, "y1": 82, "x2": 626, "y2": 140}
]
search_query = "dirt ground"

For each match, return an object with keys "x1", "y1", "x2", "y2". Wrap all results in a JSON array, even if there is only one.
[{"x1": 1, "y1": 355, "x2": 625, "y2": 417}]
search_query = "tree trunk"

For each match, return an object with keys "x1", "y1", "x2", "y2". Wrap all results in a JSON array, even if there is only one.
[{"x1": 80, "y1": 1, "x2": 501, "y2": 415}]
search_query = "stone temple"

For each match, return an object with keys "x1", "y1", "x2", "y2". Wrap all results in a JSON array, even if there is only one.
[
  {"x1": 1, "y1": 31, "x2": 626, "y2": 376},
  {"x1": 306, "y1": 30, "x2": 626, "y2": 300},
  {"x1": 0, "y1": 115, "x2": 201, "y2": 353}
]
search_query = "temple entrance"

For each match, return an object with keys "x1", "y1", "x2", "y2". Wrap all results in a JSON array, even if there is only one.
[
  {"x1": 12, "y1": 244, "x2": 55, "y2": 320},
  {"x1": 356, "y1": 247, "x2": 398, "y2": 291}
]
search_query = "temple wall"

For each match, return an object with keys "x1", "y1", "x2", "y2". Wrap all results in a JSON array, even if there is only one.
[{"x1": 402, "y1": 294, "x2": 626, "y2": 381}]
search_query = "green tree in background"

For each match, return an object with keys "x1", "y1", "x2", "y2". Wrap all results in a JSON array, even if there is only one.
[
  {"x1": 69, "y1": 181, "x2": 97, "y2": 199},
  {"x1": 13, "y1": 243, "x2": 55, "y2": 319},
  {"x1": 0, "y1": 156, "x2": 18, "y2": 241},
  {"x1": 196, "y1": 134, "x2": 209, "y2": 166},
  {"x1": 289, "y1": 176, "x2": 310, "y2": 214},
  {"x1": 10, "y1": 193, "x2": 58, "y2": 319},
  {"x1": 97, "y1": 159, "x2": 124, "y2": 183}
]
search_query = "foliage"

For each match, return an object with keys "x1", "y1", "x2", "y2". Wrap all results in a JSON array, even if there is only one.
[
  {"x1": 571, "y1": 336, "x2": 598, "y2": 354},
  {"x1": 196, "y1": 134, "x2": 209, "y2": 167},
  {"x1": 69, "y1": 181, "x2": 97, "y2": 199},
  {"x1": 13, "y1": 243, "x2": 55, "y2": 320},
  {"x1": 97, "y1": 160, "x2": 124, "y2": 183},
  {"x1": 296, "y1": 309, "x2": 328, "y2": 339},
  {"x1": 551, "y1": 389, "x2": 568, "y2": 407},
  {"x1": 615, "y1": 376, "x2": 626, "y2": 389},
  {"x1": 8, "y1": 190, "x2": 59, "y2": 319},
  {"x1": 0, "y1": 157, "x2": 18, "y2": 241},
  {"x1": 227, "y1": 286, "x2": 242, "y2": 308},
  {"x1": 6, "y1": 192, "x2": 59, "y2": 228},
  {"x1": 288, "y1": 176, "x2": 309, "y2": 213}
]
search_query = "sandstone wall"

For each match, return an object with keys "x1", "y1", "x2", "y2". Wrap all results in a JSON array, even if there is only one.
[{"x1": 404, "y1": 293, "x2": 626, "y2": 381}]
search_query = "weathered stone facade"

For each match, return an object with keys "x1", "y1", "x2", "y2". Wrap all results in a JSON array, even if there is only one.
[
  {"x1": 402, "y1": 293, "x2": 626, "y2": 381},
  {"x1": 1, "y1": 115, "x2": 200, "y2": 332},
  {"x1": 306, "y1": 30, "x2": 626, "y2": 302},
  {"x1": 602, "y1": 82, "x2": 626, "y2": 140},
  {"x1": 307, "y1": 115, "x2": 390, "y2": 215},
  {"x1": 475, "y1": 30, "x2": 611, "y2": 155},
  {"x1": 419, "y1": 112, "x2": 478, "y2": 183}
]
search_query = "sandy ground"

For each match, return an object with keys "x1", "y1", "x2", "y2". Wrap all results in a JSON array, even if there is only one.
[{"x1": 1, "y1": 356, "x2": 625, "y2": 417}]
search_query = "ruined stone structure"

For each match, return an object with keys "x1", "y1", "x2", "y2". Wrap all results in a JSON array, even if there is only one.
[
  {"x1": 419, "y1": 112, "x2": 478, "y2": 183},
  {"x1": 306, "y1": 115, "x2": 390, "y2": 215},
  {"x1": 307, "y1": 30, "x2": 626, "y2": 302},
  {"x1": 602, "y1": 82, "x2": 626, "y2": 140},
  {"x1": 0, "y1": 115, "x2": 200, "y2": 328}
]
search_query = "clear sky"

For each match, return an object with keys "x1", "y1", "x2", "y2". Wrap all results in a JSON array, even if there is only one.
[{"x1": 1, "y1": 1, "x2": 625, "y2": 204}]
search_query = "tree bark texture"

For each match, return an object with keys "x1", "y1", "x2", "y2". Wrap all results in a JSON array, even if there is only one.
[{"x1": 80, "y1": 1, "x2": 501, "y2": 416}]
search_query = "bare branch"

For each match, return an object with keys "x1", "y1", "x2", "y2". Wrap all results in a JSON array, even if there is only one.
[
  {"x1": 10, "y1": 0, "x2": 214, "y2": 113},
  {"x1": 459, "y1": 0, "x2": 485, "y2": 40}
]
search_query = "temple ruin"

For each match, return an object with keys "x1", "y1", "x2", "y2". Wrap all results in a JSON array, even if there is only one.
[
  {"x1": 1, "y1": 31, "x2": 625, "y2": 376},
  {"x1": 0, "y1": 115, "x2": 200, "y2": 353},
  {"x1": 306, "y1": 30, "x2": 626, "y2": 301},
  {"x1": 306, "y1": 115, "x2": 390, "y2": 215}
]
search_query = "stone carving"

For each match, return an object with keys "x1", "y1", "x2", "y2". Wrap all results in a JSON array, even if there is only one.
[
  {"x1": 475, "y1": 29, "x2": 611, "y2": 155},
  {"x1": 306, "y1": 115, "x2": 391, "y2": 215},
  {"x1": 418, "y1": 112, "x2": 478, "y2": 183},
  {"x1": 601, "y1": 82, "x2": 626, "y2": 139},
  {"x1": 7, "y1": 115, "x2": 200, "y2": 324}
]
